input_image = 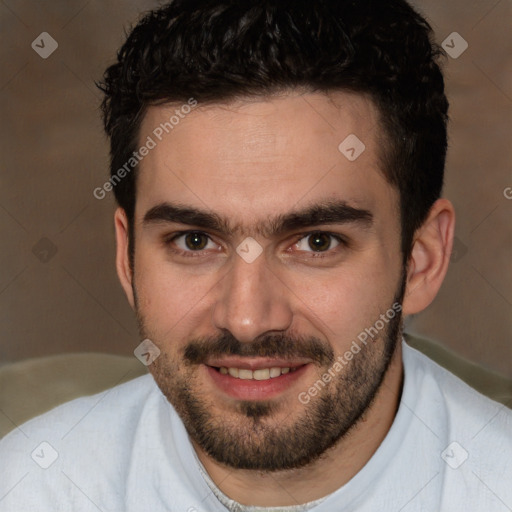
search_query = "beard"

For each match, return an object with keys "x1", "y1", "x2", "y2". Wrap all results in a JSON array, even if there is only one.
[{"x1": 136, "y1": 274, "x2": 406, "y2": 472}]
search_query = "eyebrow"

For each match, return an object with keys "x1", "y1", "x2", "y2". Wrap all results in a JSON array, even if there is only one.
[{"x1": 143, "y1": 200, "x2": 373, "y2": 238}]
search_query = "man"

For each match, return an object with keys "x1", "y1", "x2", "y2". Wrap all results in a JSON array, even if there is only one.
[{"x1": 1, "y1": 0, "x2": 510, "y2": 511}]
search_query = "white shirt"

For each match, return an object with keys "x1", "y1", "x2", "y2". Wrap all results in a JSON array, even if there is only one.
[{"x1": 0, "y1": 340, "x2": 511, "y2": 512}]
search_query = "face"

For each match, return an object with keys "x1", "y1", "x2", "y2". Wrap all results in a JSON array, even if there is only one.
[{"x1": 128, "y1": 91, "x2": 405, "y2": 471}]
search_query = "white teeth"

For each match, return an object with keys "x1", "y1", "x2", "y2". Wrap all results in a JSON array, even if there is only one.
[
  {"x1": 228, "y1": 367, "x2": 239, "y2": 378},
  {"x1": 253, "y1": 368, "x2": 270, "y2": 380},
  {"x1": 238, "y1": 369, "x2": 253, "y2": 380},
  {"x1": 269, "y1": 367, "x2": 282, "y2": 378},
  {"x1": 218, "y1": 366, "x2": 295, "y2": 380}
]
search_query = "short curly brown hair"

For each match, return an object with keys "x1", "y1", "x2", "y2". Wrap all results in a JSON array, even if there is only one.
[{"x1": 97, "y1": 0, "x2": 448, "y2": 264}]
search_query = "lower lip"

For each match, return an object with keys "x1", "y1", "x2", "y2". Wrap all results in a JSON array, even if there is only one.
[{"x1": 205, "y1": 364, "x2": 310, "y2": 401}]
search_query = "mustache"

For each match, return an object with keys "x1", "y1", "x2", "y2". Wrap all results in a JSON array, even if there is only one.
[{"x1": 183, "y1": 332, "x2": 334, "y2": 367}]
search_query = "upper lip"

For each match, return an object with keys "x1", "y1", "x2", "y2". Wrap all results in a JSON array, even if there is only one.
[{"x1": 205, "y1": 357, "x2": 311, "y2": 370}]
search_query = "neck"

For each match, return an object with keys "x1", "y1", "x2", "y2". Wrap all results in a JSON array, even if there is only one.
[{"x1": 192, "y1": 342, "x2": 404, "y2": 507}]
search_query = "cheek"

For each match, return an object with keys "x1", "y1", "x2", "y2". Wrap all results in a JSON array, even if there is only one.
[
  {"x1": 133, "y1": 252, "x2": 202, "y2": 328},
  {"x1": 288, "y1": 264, "x2": 398, "y2": 347}
]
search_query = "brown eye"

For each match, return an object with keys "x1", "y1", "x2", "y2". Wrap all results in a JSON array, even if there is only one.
[
  {"x1": 184, "y1": 232, "x2": 209, "y2": 250},
  {"x1": 292, "y1": 232, "x2": 343, "y2": 256},
  {"x1": 307, "y1": 232, "x2": 332, "y2": 252}
]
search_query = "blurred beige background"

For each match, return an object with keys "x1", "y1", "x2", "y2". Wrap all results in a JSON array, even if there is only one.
[{"x1": 0, "y1": 1, "x2": 510, "y2": 377}]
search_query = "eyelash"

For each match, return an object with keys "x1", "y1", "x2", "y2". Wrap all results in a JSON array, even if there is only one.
[{"x1": 163, "y1": 231, "x2": 348, "y2": 259}]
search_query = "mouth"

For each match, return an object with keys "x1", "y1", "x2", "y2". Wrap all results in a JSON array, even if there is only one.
[
  {"x1": 204, "y1": 359, "x2": 312, "y2": 400},
  {"x1": 217, "y1": 365, "x2": 299, "y2": 380}
]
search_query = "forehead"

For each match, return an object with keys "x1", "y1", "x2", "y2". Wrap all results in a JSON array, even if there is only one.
[{"x1": 135, "y1": 91, "x2": 396, "y2": 226}]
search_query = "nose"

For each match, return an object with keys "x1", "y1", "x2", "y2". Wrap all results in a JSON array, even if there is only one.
[{"x1": 211, "y1": 251, "x2": 293, "y2": 343}]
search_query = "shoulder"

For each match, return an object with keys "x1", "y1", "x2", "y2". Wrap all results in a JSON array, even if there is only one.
[
  {"x1": 403, "y1": 340, "x2": 512, "y2": 448},
  {"x1": 0, "y1": 374, "x2": 161, "y2": 510},
  {"x1": 404, "y1": 341, "x2": 511, "y2": 414},
  {"x1": 402, "y1": 341, "x2": 512, "y2": 508},
  {"x1": 0, "y1": 373, "x2": 165, "y2": 510},
  {"x1": 0, "y1": 374, "x2": 206, "y2": 511},
  {"x1": 1, "y1": 373, "x2": 157, "y2": 445}
]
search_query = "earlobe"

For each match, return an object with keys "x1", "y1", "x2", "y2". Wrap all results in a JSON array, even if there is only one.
[
  {"x1": 114, "y1": 208, "x2": 136, "y2": 310},
  {"x1": 402, "y1": 199, "x2": 455, "y2": 316}
]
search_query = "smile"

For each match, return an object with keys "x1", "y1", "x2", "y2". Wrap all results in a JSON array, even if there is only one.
[
  {"x1": 205, "y1": 362, "x2": 310, "y2": 400},
  {"x1": 217, "y1": 366, "x2": 299, "y2": 380}
]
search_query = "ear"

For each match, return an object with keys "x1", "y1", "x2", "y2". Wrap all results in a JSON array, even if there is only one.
[
  {"x1": 402, "y1": 198, "x2": 455, "y2": 315},
  {"x1": 114, "y1": 208, "x2": 136, "y2": 310}
]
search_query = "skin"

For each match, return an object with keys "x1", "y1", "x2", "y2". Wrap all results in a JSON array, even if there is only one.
[{"x1": 114, "y1": 91, "x2": 455, "y2": 506}]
